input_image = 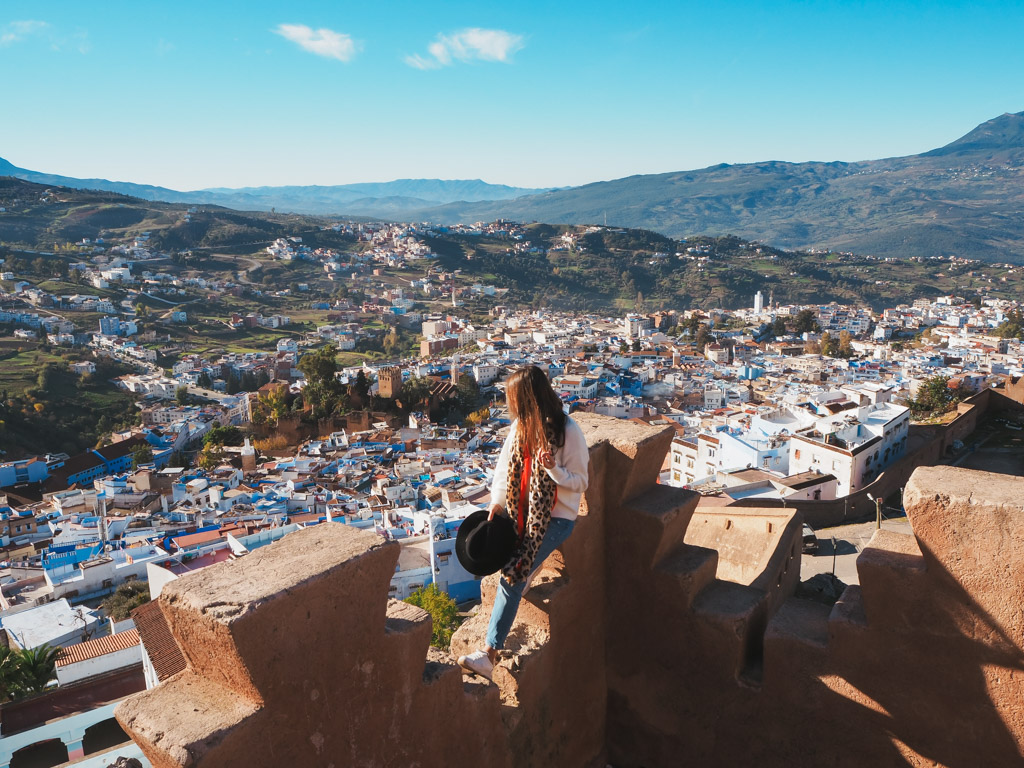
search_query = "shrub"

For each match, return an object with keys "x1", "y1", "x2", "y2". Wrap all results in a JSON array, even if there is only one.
[{"x1": 404, "y1": 583, "x2": 460, "y2": 650}]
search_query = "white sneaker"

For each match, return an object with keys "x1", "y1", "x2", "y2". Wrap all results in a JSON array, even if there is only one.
[{"x1": 457, "y1": 650, "x2": 493, "y2": 680}]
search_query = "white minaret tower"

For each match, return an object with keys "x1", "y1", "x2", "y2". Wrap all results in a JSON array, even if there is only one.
[{"x1": 754, "y1": 291, "x2": 764, "y2": 314}]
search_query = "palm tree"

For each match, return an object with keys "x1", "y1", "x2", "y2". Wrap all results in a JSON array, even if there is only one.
[
  {"x1": 16, "y1": 644, "x2": 62, "y2": 696},
  {"x1": 0, "y1": 645, "x2": 25, "y2": 702}
]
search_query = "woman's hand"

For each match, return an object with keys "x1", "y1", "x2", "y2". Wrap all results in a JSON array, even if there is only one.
[
  {"x1": 538, "y1": 448, "x2": 555, "y2": 470},
  {"x1": 487, "y1": 503, "x2": 504, "y2": 521}
]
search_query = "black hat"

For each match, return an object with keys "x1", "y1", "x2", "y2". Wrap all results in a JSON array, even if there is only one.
[{"x1": 455, "y1": 509, "x2": 518, "y2": 576}]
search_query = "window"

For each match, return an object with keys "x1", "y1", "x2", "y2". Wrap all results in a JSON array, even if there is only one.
[{"x1": 794, "y1": 449, "x2": 802, "y2": 460}]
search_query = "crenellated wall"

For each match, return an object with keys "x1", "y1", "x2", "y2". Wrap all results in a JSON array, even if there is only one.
[{"x1": 115, "y1": 414, "x2": 1024, "y2": 768}]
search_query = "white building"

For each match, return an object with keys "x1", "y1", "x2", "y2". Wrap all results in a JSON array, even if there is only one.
[
  {"x1": 472, "y1": 363, "x2": 499, "y2": 386},
  {"x1": 788, "y1": 402, "x2": 910, "y2": 496}
]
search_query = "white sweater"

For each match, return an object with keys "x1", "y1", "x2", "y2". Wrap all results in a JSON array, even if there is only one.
[{"x1": 490, "y1": 417, "x2": 590, "y2": 521}]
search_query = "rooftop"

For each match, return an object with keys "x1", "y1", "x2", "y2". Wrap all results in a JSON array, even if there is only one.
[{"x1": 56, "y1": 628, "x2": 141, "y2": 667}]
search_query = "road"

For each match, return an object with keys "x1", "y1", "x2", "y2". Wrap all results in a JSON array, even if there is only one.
[{"x1": 800, "y1": 516, "x2": 913, "y2": 586}]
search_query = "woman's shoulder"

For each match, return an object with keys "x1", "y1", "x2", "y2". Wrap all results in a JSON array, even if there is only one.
[{"x1": 564, "y1": 415, "x2": 586, "y2": 440}]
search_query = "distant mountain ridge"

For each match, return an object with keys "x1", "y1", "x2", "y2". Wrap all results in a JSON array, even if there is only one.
[
  {"x1": 4, "y1": 111, "x2": 1024, "y2": 261},
  {"x1": 0, "y1": 156, "x2": 548, "y2": 215},
  {"x1": 415, "y1": 111, "x2": 1024, "y2": 262}
]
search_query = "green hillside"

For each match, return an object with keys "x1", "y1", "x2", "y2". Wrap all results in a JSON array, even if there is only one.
[
  {"x1": 417, "y1": 112, "x2": 1024, "y2": 263},
  {"x1": 432, "y1": 225, "x2": 1024, "y2": 312}
]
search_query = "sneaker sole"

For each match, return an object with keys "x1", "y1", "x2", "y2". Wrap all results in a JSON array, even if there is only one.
[{"x1": 457, "y1": 658, "x2": 492, "y2": 680}]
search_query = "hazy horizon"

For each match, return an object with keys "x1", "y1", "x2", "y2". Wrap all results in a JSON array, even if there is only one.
[{"x1": 2, "y1": 0, "x2": 1023, "y2": 190}]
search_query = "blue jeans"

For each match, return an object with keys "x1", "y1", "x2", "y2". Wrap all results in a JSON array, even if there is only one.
[{"x1": 485, "y1": 517, "x2": 575, "y2": 651}]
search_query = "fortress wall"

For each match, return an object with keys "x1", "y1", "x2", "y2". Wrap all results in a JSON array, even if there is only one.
[{"x1": 115, "y1": 415, "x2": 1024, "y2": 768}]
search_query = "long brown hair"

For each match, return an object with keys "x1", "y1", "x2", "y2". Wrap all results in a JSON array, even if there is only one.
[{"x1": 505, "y1": 365, "x2": 567, "y2": 451}]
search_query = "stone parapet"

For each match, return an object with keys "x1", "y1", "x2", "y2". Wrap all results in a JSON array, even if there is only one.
[{"x1": 116, "y1": 418, "x2": 1024, "y2": 767}]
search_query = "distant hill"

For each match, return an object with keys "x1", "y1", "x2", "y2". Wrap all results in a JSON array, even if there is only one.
[
  {"x1": 4, "y1": 177, "x2": 1024, "y2": 313},
  {"x1": 417, "y1": 111, "x2": 1024, "y2": 263},
  {"x1": 0, "y1": 157, "x2": 548, "y2": 216},
  {"x1": 5, "y1": 111, "x2": 1024, "y2": 262}
]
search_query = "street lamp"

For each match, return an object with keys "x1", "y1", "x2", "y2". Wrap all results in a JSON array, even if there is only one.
[{"x1": 867, "y1": 493, "x2": 882, "y2": 530}]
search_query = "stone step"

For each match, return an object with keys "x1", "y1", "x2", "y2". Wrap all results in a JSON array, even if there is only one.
[
  {"x1": 622, "y1": 484, "x2": 702, "y2": 568},
  {"x1": 116, "y1": 671, "x2": 263, "y2": 767},
  {"x1": 691, "y1": 580, "x2": 768, "y2": 683},
  {"x1": 656, "y1": 543, "x2": 719, "y2": 607}
]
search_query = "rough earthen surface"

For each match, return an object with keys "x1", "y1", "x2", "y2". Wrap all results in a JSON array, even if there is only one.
[{"x1": 117, "y1": 417, "x2": 1024, "y2": 767}]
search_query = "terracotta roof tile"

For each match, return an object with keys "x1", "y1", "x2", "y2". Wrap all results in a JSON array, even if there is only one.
[
  {"x1": 132, "y1": 601, "x2": 187, "y2": 682},
  {"x1": 55, "y1": 629, "x2": 141, "y2": 667}
]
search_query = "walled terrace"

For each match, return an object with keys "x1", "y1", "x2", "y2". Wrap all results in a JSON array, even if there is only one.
[{"x1": 114, "y1": 413, "x2": 1024, "y2": 767}]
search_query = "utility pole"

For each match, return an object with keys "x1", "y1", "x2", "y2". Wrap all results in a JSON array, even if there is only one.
[{"x1": 868, "y1": 492, "x2": 881, "y2": 530}]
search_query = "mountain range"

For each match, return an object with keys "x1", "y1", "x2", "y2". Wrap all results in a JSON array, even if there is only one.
[
  {"x1": 4, "y1": 111, "x2": 1024, "y2": 262},
  {"x1": 0, "y1": 157, "x2": 548, "y2": 215},
  {"x1": 416, "y1": 111, "x2": 1024, "y2": 262}
]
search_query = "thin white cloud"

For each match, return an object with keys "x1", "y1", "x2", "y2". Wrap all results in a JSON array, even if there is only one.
[
  {"x1": 405, "y1": 28, "x2": 524, "y2": 69},
  {"x1": 0, "y1": 20, "x2": 49, "y2": 46},
  {"x1": 274, "y1": 23, "x2": 358, "y2": 62}
]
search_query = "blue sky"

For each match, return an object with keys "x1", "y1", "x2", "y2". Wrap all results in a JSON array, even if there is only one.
[{"x1": 1, "y1": 0, "x2": 1022, "y2": 190}]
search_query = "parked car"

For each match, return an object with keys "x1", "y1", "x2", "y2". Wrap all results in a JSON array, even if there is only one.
[{"x1": 802, "y1": 524, "x2": 819, "y2": 554}]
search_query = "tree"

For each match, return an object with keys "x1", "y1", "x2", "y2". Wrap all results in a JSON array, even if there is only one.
[
  {"x1": 101, "y1": 581, "x2": 151, "y2": 622},
  {"x1": 906, "y1": 375, "x2": 961, "y2": 418},
  {"x1": 0, "y1": 646, "x2": 24, "y2": 702},
  {"x1": 820, "y1": 331, "x2": 836, "y2": 357},
  {"x1": 837, "y1": 330, "x2": 854, "y2": 358},
  {"x1": 771, "y1": 317, "x2": 787, "y2": 337},
  {"x1": 131, "y1": 444, "x2": 154, "y2": 468},
  {"x1": 298, "y1": 344, "x2": 345, "y2": 419},
  {"x1": 175, "y1": 386, "x2": 189, "y2": 406},
  {"x1": 404, "y1": 583, "x2": 459, "y2": 650},
  {"x1": 167, "y1": 450, "x2": 188, "y2": 468},
  {"x1": 382, "y1": 327, "x2": 398, "y2": 355},
  {"x1": 694, "y1": 325, "x2": 711, "y2": 353},
  {"x1": 353, "y1": 370, "x2": 370, "y2": 400},
  {"x1": 794, "y1": 309, "x2": 820, "y2": 334},
  {"x1": 225, "y1": 372, "x2": 241, "y2": 395},
  {"x1": 455, "y1": 375, "x2": 481, "y2": 414},
  {"x1": 198, "y1": 442, "x2": 225, "y2": 470},
  {"x1": 204, "y1": 424, "x2": 243, "y2": 447},
  {"x1": 240, "y1": 370, "x2": 258, "y2": 392},
  {"x1": 16, "y1": 644, "x2": 62, "y2": 696},
  {"x1": 197, "y1": 371, "x2": 213, "y2": 389},
  {"x1": 252, "y1": 386, "x2": 288, "y2": 426},
  {"x1": 399, "y1": 376, "x2": 433, "y2": 411},
  {"x1": 994, "y1": 310, "x2": 1024, "y2": 340}
]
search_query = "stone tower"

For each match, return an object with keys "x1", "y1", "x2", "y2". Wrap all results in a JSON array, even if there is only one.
[{"x1": 378, "y1": 366, "x2": 402, "y2": 399}]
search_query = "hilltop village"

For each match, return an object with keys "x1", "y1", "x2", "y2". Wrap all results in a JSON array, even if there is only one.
[{"x1": 1, "y1": 212, "x2": 1024, "y2": 764}]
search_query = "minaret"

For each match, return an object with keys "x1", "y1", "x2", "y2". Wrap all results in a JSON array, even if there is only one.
[
  {"x1": 241, "y1": 437, "x2": 256, "y2": 472},
  {"x1": 754, "y1": 291, "x2": 764, "y2": 314},
  {"x1": 451, "y1": 354, "x2": 460, "y2": 385}
]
